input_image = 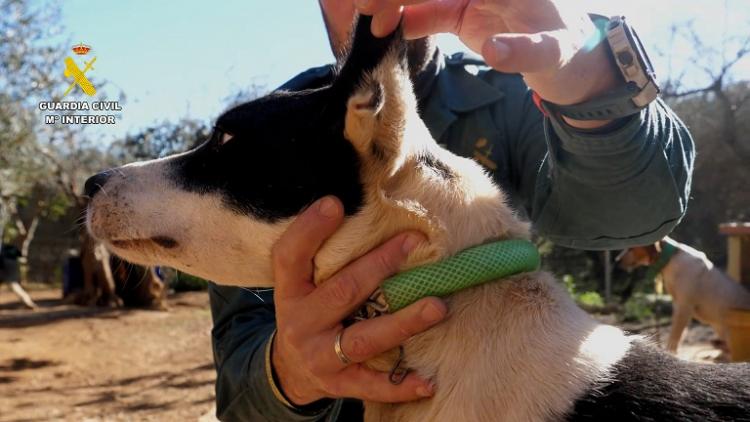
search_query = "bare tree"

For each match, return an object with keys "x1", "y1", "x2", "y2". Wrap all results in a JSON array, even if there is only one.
[{"x1": 660, "y1": 19, "x2": 750, "y2": 159}]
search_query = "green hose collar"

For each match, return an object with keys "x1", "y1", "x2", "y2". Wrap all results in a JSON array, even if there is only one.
[{"x1": 381, "y1": 239, "x2": 540, "y2": 312}]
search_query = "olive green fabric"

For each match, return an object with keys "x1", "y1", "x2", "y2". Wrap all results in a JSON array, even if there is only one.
[
  {"x1": 382, "y1": 240, "x2": 540, "y2": 312},
  {"x1": 208, "y1": 49, "x2": 695, "y2": 422}
]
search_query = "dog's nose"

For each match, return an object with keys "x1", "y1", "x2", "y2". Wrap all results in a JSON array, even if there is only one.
[{"x1": 84, "y1": 171, "x2": 112, "y2": 198}]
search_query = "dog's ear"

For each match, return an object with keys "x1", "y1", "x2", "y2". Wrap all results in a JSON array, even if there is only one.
[
  {"x1": 344, "y1": 77, "x2": 385, "y2": 149},
  {"x1": 334, "y1": 15, "x2": 415, "y2": 169}
]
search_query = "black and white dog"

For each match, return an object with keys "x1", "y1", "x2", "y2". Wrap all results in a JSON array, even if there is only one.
[{"x1": 86, "y1": 16, "x2": 750, "y2": 422}]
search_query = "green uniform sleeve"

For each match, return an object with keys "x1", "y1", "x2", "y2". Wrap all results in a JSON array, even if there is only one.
[
  {"x1": 209, "y1": 284, "x2": 339, "y2": 421},
  {"x1": 504, "y1": 76, "x2": 694, "y2": 250},
  {"x1": 430, "y1": 62, "x2": 693, "y2": 250}
]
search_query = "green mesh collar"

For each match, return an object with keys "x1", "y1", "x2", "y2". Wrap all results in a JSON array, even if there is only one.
[
  {"x1": 380, "y1": 239, "x2": 540, "y2": 312},
  {"x1": 645, "y1": 241, "x2": 678, "y2": 283}
]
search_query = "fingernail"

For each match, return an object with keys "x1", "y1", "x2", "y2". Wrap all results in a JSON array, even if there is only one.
[
  {"x1": 421, "y1": 300, "x2": 446, "y2": 324},
  {"x1": 490, "y1": 38, "x2": 511, "y2": 63},
  {"x1": 416, "y1": 382, "x2": 435, "y2": 397},
  {"x1": 355, "y1": 0, "x2": 369, "y2": 9},
  {"x1": 317, "y1": 197, "x2": 339, "y2": 218},
  {"x1": 401, "y1": 234, "x2": 425, "y2": 254}
]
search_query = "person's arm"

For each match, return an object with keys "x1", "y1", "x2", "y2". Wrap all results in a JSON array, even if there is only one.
[
  {"x1": 356, "y1": 1, "x2": 694, "y2": 250},
  {"x1": 209, "y1": 285, "x2": 338, "y2": 421},
  {"x1": 503, "y1": 76, "x2": 693, "y2": 250}
]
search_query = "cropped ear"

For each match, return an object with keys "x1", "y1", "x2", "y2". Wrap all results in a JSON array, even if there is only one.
[
  {"x1": 344, "y1": 78, "x2": 384, "y2": 150},
  {"x1": 337, "y1": 15, "x2": 415, "y2": 171}
]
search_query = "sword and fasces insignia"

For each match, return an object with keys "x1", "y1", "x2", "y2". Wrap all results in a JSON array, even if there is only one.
[
  {"x1": 63, "y1": 43, "x2": 97, "y2": 97},
  {"x1": 63, "y1": 56, "x2": 97, "y2": 97}
]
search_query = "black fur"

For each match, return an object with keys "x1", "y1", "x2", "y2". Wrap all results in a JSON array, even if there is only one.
[
  {"x1": 417, "y1": 153, "x2": 455, "y2": 180},
  {"x1": 568, "y1": 340, "x2": 750, "y2": 421},
  {"x1": 170, "y1": 15, "x2": 405, "y2": 221},
  {"x1": 171, "y1": 89, "x2": 364, "y2": 221}
]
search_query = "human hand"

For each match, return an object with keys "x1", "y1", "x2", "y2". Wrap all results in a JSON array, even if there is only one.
[
  {"x1": 271, "y1": 196, "x2": 447, "y2": 405},
  {"x1": 356, "y1": 0, "x2": 621, "y2": 126}
]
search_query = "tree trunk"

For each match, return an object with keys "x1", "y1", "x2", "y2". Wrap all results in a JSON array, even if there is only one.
[
  {"x1": 13, "y1": 213, "x2": 39, "y2": 284},
  {"x1": 20, "y1": 216, "x2": 39, "y2": 259}
]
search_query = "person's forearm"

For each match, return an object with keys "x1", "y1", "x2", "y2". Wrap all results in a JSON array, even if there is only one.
[
  {"x1": 214, "y1": 325, "x2": 337, "y2": 421},
  {"x1": 515, "y1": 96, "x2": 694, "y2": 250}
]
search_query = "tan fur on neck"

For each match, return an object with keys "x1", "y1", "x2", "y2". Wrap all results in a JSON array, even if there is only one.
[{"x1": 314, "y1": 54, "x2": 527, "y2": 284}]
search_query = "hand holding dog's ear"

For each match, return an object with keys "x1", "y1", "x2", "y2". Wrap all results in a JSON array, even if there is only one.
[
  {"x1": 271, "y1": 196, "x2": 446, "y2": 405},
  {"x1": 356, "y1": 0, "x2": 620, "y2": 116}
]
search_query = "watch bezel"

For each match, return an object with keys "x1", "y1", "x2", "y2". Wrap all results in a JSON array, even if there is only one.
[
  {"x1": 607, "y1": 16, "x2": 660, "y2": 107},
  {"x1": 625, "y1": 24, "x2": 657, "y2": 84}
]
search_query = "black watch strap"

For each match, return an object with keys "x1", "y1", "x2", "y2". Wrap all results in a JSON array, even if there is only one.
[{"x1": 541, "y1": 81, "x2": 643, "y2": 121}]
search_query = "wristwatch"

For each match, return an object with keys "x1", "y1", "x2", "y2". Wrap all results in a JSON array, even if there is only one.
[{"x1": 541, "y1": 14, "x2": 660, "y2": 121}]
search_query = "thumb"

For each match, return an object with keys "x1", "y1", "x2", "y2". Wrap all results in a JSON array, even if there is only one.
[{"x1": 481, "y1": 31, "x2": 568, "y2": 74}]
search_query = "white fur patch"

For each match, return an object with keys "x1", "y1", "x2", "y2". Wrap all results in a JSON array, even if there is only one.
[{"x1": 87, "y1": 155, "x2": 288, "y2": 287}]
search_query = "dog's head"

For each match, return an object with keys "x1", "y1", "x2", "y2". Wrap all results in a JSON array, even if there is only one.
[
  {"x1": 86, "y1": 16, "x2": 526, "y2": 287},
  {"x1": 617, "y1": 243, "x2": 661, "y2": 272}
]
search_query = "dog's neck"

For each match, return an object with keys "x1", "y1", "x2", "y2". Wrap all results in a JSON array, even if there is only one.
[
  {"x1": 315, "y1": 47, "x2": 528, "y2": 283},
  {"x1": 314, "y1": 116, "x2": 528, "y2": 283}
]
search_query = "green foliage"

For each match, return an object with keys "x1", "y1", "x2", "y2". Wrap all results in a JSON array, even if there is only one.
[
  {"x1": 562, "y1": 273, "x2": 605, "y2": 309},
  {"x1": 622, "y1": 293, "x2": 654, "y2": 323},
  {"x1": 577, "y1": 291, "x2": 605, "y2": 308},
  {"x1": 45, "y1": 190, "x2": 73, "y2": 220},
  {"x1": 562, "y1": 274, "x2": 576, "y2": 295},
  {"x1": 169, "y1": 272, "x2": 209, "y2": 292}
]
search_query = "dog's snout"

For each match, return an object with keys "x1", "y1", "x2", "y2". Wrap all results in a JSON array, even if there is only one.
[{"x1": 84, "y1": 171, "x2": 112, "y2": 198}]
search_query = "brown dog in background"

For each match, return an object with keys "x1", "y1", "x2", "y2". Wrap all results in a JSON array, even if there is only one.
[
  {"x1": 619, "y1": 237, "x2": 750, "y2": 353},
  {"x1": 71, "y1": 234, "x2": 166, "y2": 309}
]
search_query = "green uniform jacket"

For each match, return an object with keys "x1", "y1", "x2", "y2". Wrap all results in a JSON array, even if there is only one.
[{"x1": 208, "y1": 51, "x2": 694, "y2": 421}]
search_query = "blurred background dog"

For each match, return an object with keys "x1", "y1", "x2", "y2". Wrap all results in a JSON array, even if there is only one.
[{"x1": 619, "y1": 237, "x2": 750, "y2": 353}]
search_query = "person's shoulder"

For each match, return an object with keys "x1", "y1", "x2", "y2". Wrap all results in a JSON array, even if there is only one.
[
  {"x1": 277, "y1": 64, "x2": 336, "y2": 92},
  {"x1": 443, "y1": 51, "x2": 529, "y2": 95},
  {"x1": 444, "y1": 51, "x2": 487, "y2": 67}
]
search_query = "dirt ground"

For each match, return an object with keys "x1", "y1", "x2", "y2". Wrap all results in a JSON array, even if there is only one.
[
  {"x1": 0, "y1": 287, "x2": 216, "y2": 422},
  {"x1": 0, "y1": 287, "x2": 727, "y2": 422}
]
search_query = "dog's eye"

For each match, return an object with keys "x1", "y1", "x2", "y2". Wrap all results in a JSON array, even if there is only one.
[{"x1": 220, "y1": 133, "x2": 234, "y2": 146}]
